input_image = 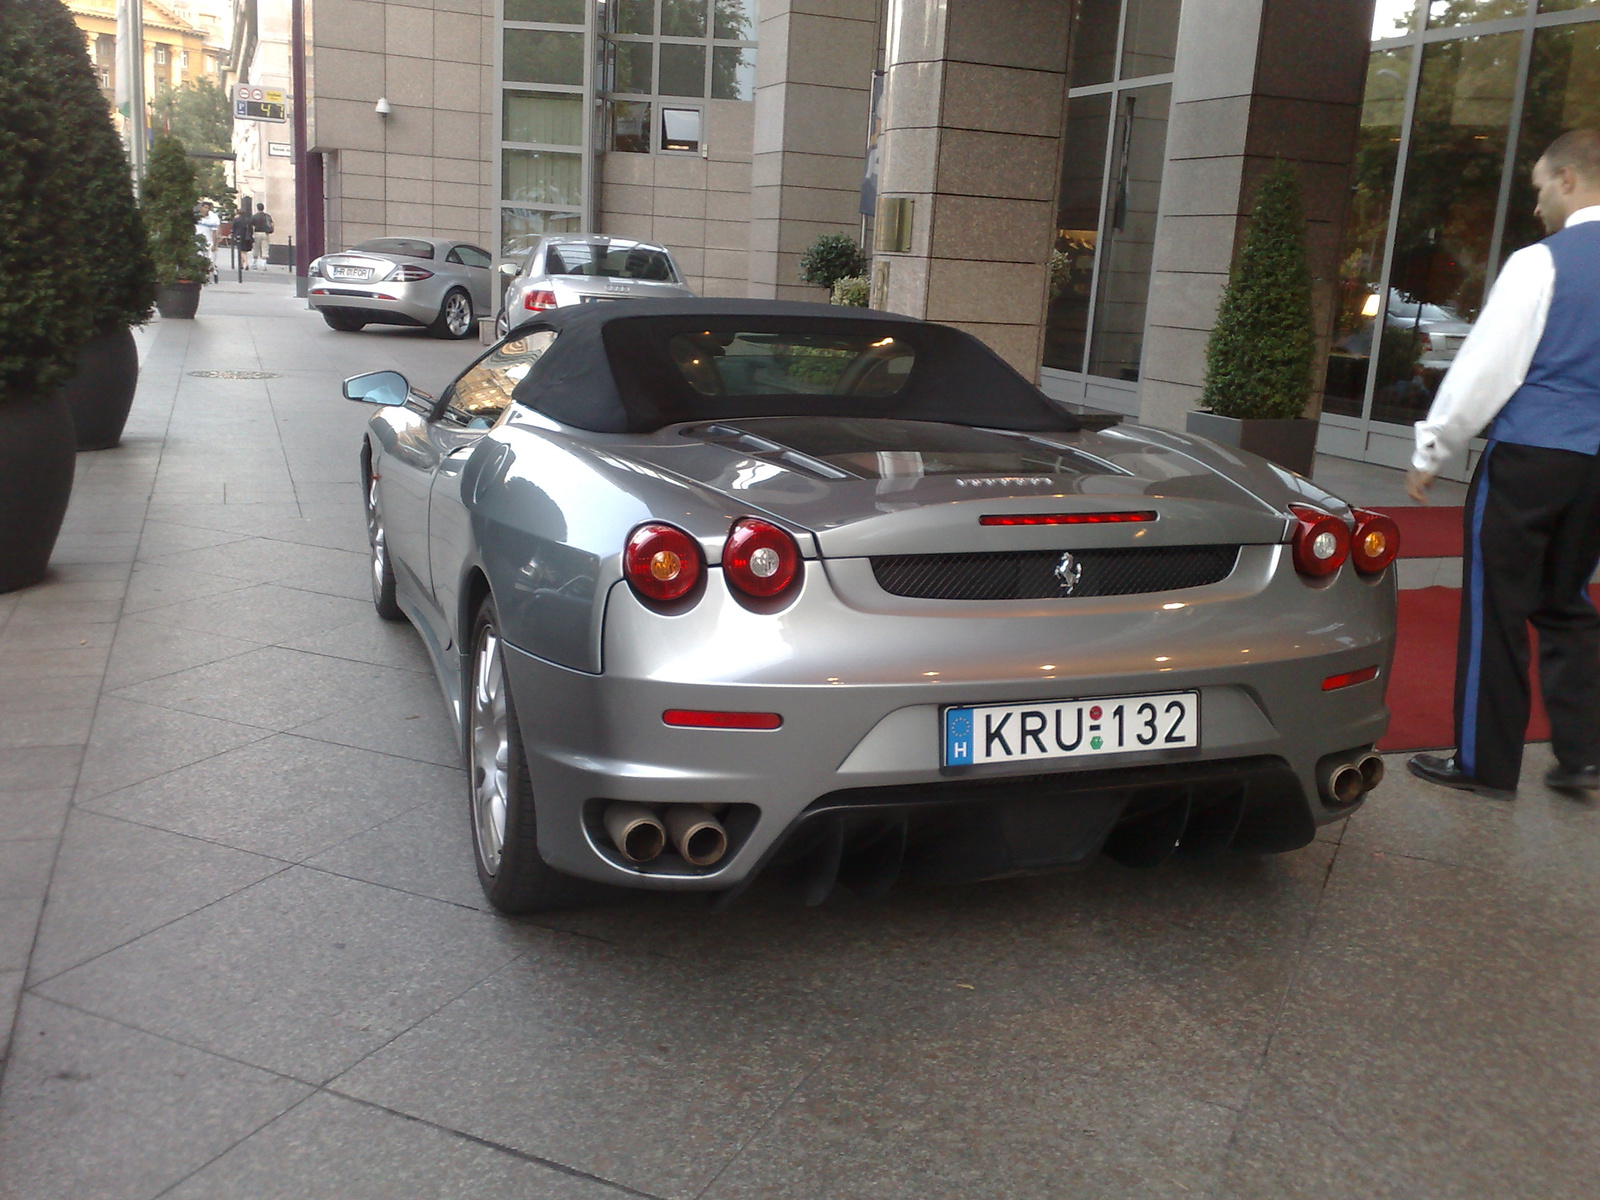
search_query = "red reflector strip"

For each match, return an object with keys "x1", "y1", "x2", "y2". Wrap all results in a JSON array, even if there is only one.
[
  {"x1": 1322, "y1": 666, "x2": 1380, "y2": 692},
  {"x1": 979, "y1": 511, "x2": 1157, "y2": 527},
  {"x1": 662, "y1": 709, "x2": 783, "y2": 730}
]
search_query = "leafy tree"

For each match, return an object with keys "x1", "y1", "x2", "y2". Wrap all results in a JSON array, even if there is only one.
[
  {"x1": 1200, "y1": 161, "x2": 1315, "y2": 421},
  {"x1": 830, "y1": 275, "x2": 869, "y2": 306},
  {"x1": 0, "y1": 0, "x2": 101, "y2": 399},
  {"x1": 798, "y1": 233, "x2": 866, "y2": 291},
  {"x1": 152, "y1": 77, "x2": 235, "y2": 213},
  {"x1": 142, "y1": 134, "x2": 209, "y2": 285}
]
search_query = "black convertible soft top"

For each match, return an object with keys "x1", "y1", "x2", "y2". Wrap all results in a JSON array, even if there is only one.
[{"x1": 506, "y1": 299, "x2": 1079, "y2": 435}]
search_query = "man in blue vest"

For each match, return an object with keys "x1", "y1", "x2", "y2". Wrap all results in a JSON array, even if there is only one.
[{"x1": 1406, "y1": 129, "x2": 1600, "y2": 800}]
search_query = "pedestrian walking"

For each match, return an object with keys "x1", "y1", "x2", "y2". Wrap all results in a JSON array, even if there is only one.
[
  {"x1": 1406, "y1": 128, "x2": 1600, "y2": 800},
  {"x1": 193, "y1": 199, "x2": 220, "y2": 283},
  {"x1": 230, "y1": 209, "x2": 254, "y2": 272},
  {"x1": 250, "y1": 202, "x2": 274, "y2": 269}
]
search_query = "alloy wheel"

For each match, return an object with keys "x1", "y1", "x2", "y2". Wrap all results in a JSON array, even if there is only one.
[
  {"x1": 445, "y1": 292, "x2": 472, "y2": 337},
  {"x1": 470, "y1": 623, "x2": 510, "y2": 875},
  {"x1": 367, "y1": 475, "x2": 387, "y2": 592}
]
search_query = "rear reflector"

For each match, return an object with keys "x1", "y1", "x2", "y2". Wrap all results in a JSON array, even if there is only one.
[
  {"x1": 1322, "y1": 666, "x2": 1380, "y2": 691},
  {"x1": 979, "y1": 511, "x2": 1157, "y2": 526},
  {"x1": 663, "y1": 709, "x2": 783, "y2": 730}
]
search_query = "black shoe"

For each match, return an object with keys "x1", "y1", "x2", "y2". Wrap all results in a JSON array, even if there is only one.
[
  {"x1": 1406, "y1": 753, "x2": 1516, "y2": 801},
  {"x1": 1545, "y1": 762, "x2": 1600, "y2": 794}
]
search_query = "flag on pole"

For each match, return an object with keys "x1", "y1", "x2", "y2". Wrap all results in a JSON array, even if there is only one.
[{"x1": 115, "y1": 0, "x2": 132, "y2": 119}]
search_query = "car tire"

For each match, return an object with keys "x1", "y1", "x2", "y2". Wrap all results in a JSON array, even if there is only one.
[
  {"x1": 495, "y1": 309, "x2": 509, "y2": 337},
  {"x1": 467, "y1": 597, "x2": 602, "y2": 913},
  {"x1": 431, "y1": 288, "x2": 474, "y2": 340},
  {"x1": 365, "y1": 468, "x2": 404, "y2": 622},
  {"x1": 323, "y1": 311, "x2": 365, "y2": 332}
]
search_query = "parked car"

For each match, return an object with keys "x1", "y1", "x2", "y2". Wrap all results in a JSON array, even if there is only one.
[
  {"x1": 496, "y1": 234, "x2": 694, "y2": 335},
  {"x1": 309, "y1": 237, "x2": 494, "y2": 338},
  {"x1": 344, "y1": 299, "x2": 1399, "y2": 914}
]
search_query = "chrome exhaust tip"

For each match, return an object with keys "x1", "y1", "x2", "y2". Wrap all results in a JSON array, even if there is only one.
[
  {"x1": 1357, "y1": 754, "x2": 1385, "y2": 792},
  {"x1": 664, "y1": 804, "x2": 728, "y2": 867},
  {"x1": 603, "y1": 801, "x2": 667, "y2": 864},
  {"x1": 1326, "y1": 764, "x2": 1366, "y2": 807}
]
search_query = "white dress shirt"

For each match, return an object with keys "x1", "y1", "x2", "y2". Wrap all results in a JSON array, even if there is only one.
[{"x1": 1412, "y1": 204, "x2": 1600, "y2": 474}]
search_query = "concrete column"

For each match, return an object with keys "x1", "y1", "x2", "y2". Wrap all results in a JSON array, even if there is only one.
[
  {"x1": 747, "y1": 0, "x2": 879, "y2": 300},
  {"x1": 1137, "y1": 0, "x2": 1374, "y2": 430},
  {"x1": 871, "y1": 0, "x2": 1071, "y2": 377}
]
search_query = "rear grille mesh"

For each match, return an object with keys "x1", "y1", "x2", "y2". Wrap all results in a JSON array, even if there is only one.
[{"x1": 870, "y1": 545, "x2": 1240, "y2": 601}]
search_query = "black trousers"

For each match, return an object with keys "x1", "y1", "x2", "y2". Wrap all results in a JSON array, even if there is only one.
[{"x1": 1455, "y1": 441, "x2": 1600, "y2": 789}]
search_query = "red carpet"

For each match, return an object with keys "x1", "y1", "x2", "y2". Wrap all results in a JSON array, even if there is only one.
[
  {"x1": 1368, "y1": 506, "x2": 1464, "y2": 559},
  {"x1": 1376, "y1": 584, "x2": 1600, "y2": 751}
]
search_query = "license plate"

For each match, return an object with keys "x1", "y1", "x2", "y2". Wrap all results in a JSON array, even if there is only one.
[
  {"x1": 330, "y1": 265, "x2": 371, "y2": 279},
  {"x1": 578, "y1": 295, "x2": 615, "y2": 304},
  {"x1": 943, "y1": 691, "x2": 1199, "y2": 767}
]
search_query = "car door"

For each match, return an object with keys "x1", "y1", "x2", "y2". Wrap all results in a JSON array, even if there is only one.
[
  {"x1": 449, "y1": 243, "x2": 494, "y2": 314},
  {"x1": 427, "y1": 330, "x2": 559, "y2": 640}
]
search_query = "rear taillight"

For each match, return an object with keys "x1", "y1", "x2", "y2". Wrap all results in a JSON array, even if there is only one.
[
  {"x1": 1350, "y1": 508, "x2": 1401, "y2": 574},
  {"x1": 524, "y1": 289, "x2": 558, "y2": 311},
  {"x1": 722, "y1": 518, "x2": 802, "y2": 598},
  {"x1": 392, "y1": 264, "x2": 433, "y2": 282},
  {"x1": 624, "y1": 523, "x2": 703, "y2": 602},
  {"x1": 1290, "y1": 504, "x2": 1350, "y2": 578}
]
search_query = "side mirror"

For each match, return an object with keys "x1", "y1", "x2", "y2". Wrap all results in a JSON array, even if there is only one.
[
  {"x1": 498, "y1": 262, "x2": 520, "y2": 280},
  {"x1": 343, "y1": 370, "x2": 409, "y2": 406}
]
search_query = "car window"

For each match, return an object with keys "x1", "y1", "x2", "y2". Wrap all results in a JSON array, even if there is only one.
[
  {"x1": 544, "y1": 243, "x2": 677, "y2": 282},
  {"x1": 667, "y1": 331, "x2": 915, "y2": 399},
  {"x1": 455, "y1": 245, "x2": 492, "y2": 269},
  {"x1": 353, "y1": 237, "x2": 435, "y2": 260},
  {"x1": 444, "y1": 331, "x2": 559, "y2": 428},
  {"x1": 446, "y1": 248, "x2": 463, "y2": 265}
]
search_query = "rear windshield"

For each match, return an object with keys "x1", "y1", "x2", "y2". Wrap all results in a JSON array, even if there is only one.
[
  {"x1": 668, "y1": 332, "x2": 914, "y2": 399},
  {"x1": 354, "y1": 238, "x2": 435, "y2": 260},
  {"x1": 545, "y1": 244, "x2": 676, "y2": 282},
  {"x1": 728, "y1": 417, "x2": 1090, "y2": 478}
]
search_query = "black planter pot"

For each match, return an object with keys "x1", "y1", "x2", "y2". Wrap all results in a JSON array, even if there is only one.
[
  {"x1": 155, "y1": 281, "x2": 201, "y2": 319},
  {"x1": 0, "y1": 396, "x2": 77, "y2": 594},
  {"x1": 1185, "y1": 411, "x2": 1320, "y2": 477},
  {"x1": 55, "y1": 326, "x2": 139, "y2": 451}
]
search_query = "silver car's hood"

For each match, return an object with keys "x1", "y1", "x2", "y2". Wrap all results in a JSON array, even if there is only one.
[{"x1": 618, "y1": 418, "x2": 1320, "y2": 557}]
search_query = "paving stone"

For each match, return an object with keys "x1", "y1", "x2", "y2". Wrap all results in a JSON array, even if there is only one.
[
  {"x1": 75, "y1": 695, "x2": 273, "y2": 801},
  {"x1": 0, "y1": 707, "x2": 96, "y2": 751},
  {"x1": 101, "y1": 617, "x2": 263, "y2": 691},
  {"x1": 131, "y1": 518, "x2": 251, "y2": 559},
  {"x1": 33, "y1": 867, "x2": 525, "y2": 1082},
  {"x1": 288, "y1": 669, "x2": 461, "y2": 768},
  {"x1": 0, "y1": 745, "x2": 83, "y2": 792},
  {"x1": 305, "y1": 793, "x2": 484, "y2": 911},
  {"x1": 282, "y1": 614, "x2": 436, "y2": 673},
  {"x1": 118, "y1": 581, "x2": 372, "y2": 646},
  {"x1": 0, "y1": 996, "x2": 312, "y2": 1200},
  {"x1": 0, "y1": 839, "x2": 56, "y2": 971},
  {"x1": 0, "y1": 788, "x2": 72, "y2": 842},
  {"x1": 122, "y1": 562, "x2": 255, "y2": 614}
]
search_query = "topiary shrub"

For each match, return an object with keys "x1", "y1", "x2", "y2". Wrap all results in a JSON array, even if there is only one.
[
  {"x1": 799, "y1": 233, "x2": 867, "y2": 292},
  {"x1": 830, "y1": 274, "x2": 869, "y2": 307},
  {"x1": 142, "y1": 135, "x2": 209, "y2": 286},
  {"x1": 1200, "y1": 160, "x2": 1315, "y2": 421}
]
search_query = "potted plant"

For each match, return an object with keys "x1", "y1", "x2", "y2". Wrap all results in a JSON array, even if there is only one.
[
  {"x1": 1187, "y1": 160, "x2": 1319, "y2": 476},
  {"x1": 143, "y1": 134, "x2": 209, "y2": 319},
  {"x1": 40, "y1": 0, "x2": 155, "y2": 450},
  {"x1": 0, "y1": 0, "x2": 102, "y2": 592},
  {"x1": 799, "y1": 233, "x2": 867, "y2": 296},
  {"x1": 830, "y1": 275, "x2": 869, "y2": 307}
]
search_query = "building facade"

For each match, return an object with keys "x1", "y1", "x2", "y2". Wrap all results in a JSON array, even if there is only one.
[
  {"x1": 69, "y1": 0, "x2": 225, "y2": 114},
  {"x1": 297, "y1": 0, "x2": 1600, "y2": 477}
]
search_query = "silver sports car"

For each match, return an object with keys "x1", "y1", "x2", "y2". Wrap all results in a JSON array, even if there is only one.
[
  {"x1": 309, "y1": 237, "x2": 495, "y2": 338},
  {"x1": 344, "y1": 300, "x2": 1399, "y2": 914},
  {"x1": 496, "y1": 234, "x2": 694, "y2": 335}
]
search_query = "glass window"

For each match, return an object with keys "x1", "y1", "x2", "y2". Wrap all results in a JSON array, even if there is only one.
[
  {"x1": 614, "y1": 0, "x2": 653, "y2": 33},
  {"x1": 354, "y1": 237, "x2": 435, "y2": 259},
  {"x1": 1068, "y1": 0, "x2": 1119, "y2": 88},
  {"x1": 714, "y1": 0, "x2": 756, "y2": 40},
  {"x1": 503, "y1": 90, "x2": 583, "y2": 144},
  {"x1": 1540, "y1": 0, "x2": 1599, "y2": 10},
  {"x1": 662, "y1": 0, "x2": 708, "y2": 37},
  {"x1": 1120, "y1": 0, "x2": 1179, "y2": 78},
  {"x1": 504, "y1": 28, "x2": 585, "y2": 85},
  {"x1": 502, "y1": 208, "x2": 583, "y2": 258},
  {"x1": 612, "y1": 40, "x2": 653, "y2": 93},
  {"x1": 1426, "y1": 0, "x2": 1526, "y2": 27},
  {"x1": 712, "y1": 45, "x2": 755, "y2": 100},
  {"x1": 545, "y1": 243, "x2": 678, "y2": 280},
  {"x1": 1324, "y1": 46, "x2": 1412, "y2": 417},
  {"x1": 1501, "y1": 22, "x2": 1600, "y2": 259},
  {"x1": 660, "y1": 42, "x2": 707, "y2": 96},
  {"x1": 1372, "y1": 0, "x2": 1418, "y2": 37},
  {"x1": 661, "y1": 106, "x2": 702, "y2": 151},
  {"x1": 502, "y1": 148, "x2": 584, "y2": 206},
  {"x1": 1369, "y1": 31, "x2": 1520, "y2": 427},
  {"x1": 1087, "y1": 84, "x2": 1171, "y2": 381},
  {"x1": 611, "y1": 99, "x2": 652, "y2": 152},
  {"x1": 505, "y1": 0, "x2": 584, "y2": 21},
  {"x1": 447, "y1": 332, "x2": 559, "y2": 426},
  {"x1": 667, "y1": 332, "x2": 915, "y2": 398},
  {"x1": 1043, "y1": 92, "x2": 1112, "y2": 372},
  {"x1": 456, "y1": 245, "x2": 493, "y2": 269}
]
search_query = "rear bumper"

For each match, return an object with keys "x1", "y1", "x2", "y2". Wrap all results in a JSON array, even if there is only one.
[{"x1": 309, "y1": 287, "x2": 435, "y2": 326}]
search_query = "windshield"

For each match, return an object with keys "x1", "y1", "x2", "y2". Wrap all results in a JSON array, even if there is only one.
[
  {"x1": 668, "y1": 332, "x2": 915, "y2": 399},
  {"x1": 354, "y1": 238, "x2": 435, "y2": 260},
  {"x1": 544, "y1": 243, "x2": 676, "y2": 282},
  {"x1": 726, "y1": 417, "x2": 1099, "y2": 479}
]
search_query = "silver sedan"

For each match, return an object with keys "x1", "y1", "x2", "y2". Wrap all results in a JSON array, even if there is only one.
[
  {"x1": 309, "y1": 237, "x2": 495, "y2": 339},
  {"x1": 496, "y1": 234, "x2": 694, "y2": 335}
]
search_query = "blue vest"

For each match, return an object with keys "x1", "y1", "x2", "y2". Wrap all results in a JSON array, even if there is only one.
[{"x1": 1488, "y1": 221, "x2": 1600, "y2": 454}]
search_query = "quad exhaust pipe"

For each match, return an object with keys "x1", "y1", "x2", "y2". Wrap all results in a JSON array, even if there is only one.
[
  {"x1": 602, "y1": 801, "x2": 727, "y2": 867},
  {"x1": 1320, "y1": 753, "x2": 1386, "y2": 807}
]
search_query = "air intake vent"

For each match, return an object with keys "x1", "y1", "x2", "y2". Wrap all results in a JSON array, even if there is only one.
[{"x1": 870, "y1": 545, "x2": 1239, "y2": 600}]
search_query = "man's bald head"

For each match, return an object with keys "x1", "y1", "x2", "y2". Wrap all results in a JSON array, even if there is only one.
[{"x1": 1533, "y1": 129, "x2": 1600, "y2": 234}]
